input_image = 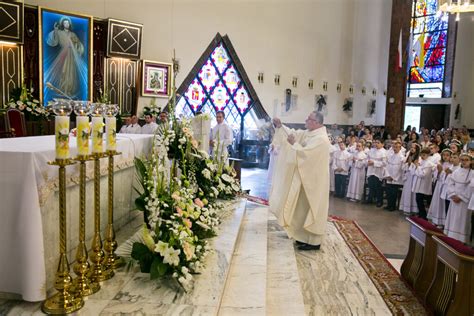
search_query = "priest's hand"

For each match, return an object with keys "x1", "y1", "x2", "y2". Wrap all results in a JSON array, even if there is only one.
[
  {"x1": 287, "y1": 134, "x2": 296, "y2": 145},
  {"x1": 272, "y1": 118, "x2": 282, "y2": 128}
]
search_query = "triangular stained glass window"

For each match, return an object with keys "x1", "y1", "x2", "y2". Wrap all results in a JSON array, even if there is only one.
[{"x1": 175, "y1": 33, "x2": 269, "y2": 145}]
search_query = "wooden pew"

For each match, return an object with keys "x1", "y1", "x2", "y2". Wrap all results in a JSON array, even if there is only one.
[
  {"x1": 426, "y1": 235, "x2": 474, "y2": 316},
  {"x1": 401, "y1": 216, "x2": 444, "y2": 300}
]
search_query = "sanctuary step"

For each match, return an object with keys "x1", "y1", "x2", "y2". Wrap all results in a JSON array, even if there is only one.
[
  {"x1": 0, "y1": 199, "x2": 248, "y2": 315},
  {"x1": 218, "y1": 203, "x2": 269, "y2": 315}
]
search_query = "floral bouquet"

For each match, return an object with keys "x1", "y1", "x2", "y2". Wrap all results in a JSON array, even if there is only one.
[{"x1": 5, "y1": 86, "x2": 50, "y2": 120}]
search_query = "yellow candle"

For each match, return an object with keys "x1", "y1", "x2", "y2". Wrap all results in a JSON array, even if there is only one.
[
  {"x1": 91, "y1": 116, "x2": 104, "y2": 153},
  {"x1": 55, "y1": 115, "x2": 70, "y2": 160},
  {"x1": 106, "y1": 117, "x2": 117, "y2": 151},
  {"x1": 76, "y1": 116, "x2": 90, "y2": 156}
]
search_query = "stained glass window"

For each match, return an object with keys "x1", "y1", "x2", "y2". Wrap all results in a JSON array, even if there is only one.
[
  {"x1": 407, "y1": 0, "x2": 449, "y2": 98},
  {"x1": 176, "y1": 40, "x2": 256, "y2": 128}
]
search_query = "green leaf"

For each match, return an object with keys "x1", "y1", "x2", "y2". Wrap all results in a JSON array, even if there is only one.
[
  {"x1": 150, "y1": 258, "x2": 169, "y2": 279},
  {"x1": 135, "y1": 194, "x2": 147, "y2": 213},
  {"x1": 131, "y1": 242, "x2": 154, "y2": 273},
  {"x1": 134, "y1": 158, "x2": 147, "y2": 183},
  {"x1": 131, "y1": 242, "x2": 150, "y2": 260}
]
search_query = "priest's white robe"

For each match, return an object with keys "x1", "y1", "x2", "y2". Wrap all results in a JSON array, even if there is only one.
[
  {"x1": 444, "y1": 168, "x2": 473, "y2": 242},
  {"x1": 269, "y1": 126, "x2": 330, "y2": 245},
  {"x1": 400, "y1": 161, "x2": 419, "y2": 213},
  {"x1": 427, "y1": 163, "x2": 451, "y2": 225},
  {"x1": 346, "y1": 151, "x2": 367, "y2": 200}
]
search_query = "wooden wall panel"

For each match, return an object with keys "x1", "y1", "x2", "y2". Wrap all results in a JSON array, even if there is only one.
[
  {"x1": 0, "y1": 44, "x2": 22, "y2": 105},
  {"x1": 105, "y1": 58, "x2": 137, "y2": 115}
]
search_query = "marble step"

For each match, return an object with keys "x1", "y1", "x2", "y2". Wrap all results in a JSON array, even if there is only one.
[
  {"x1": 266, "y1": 213, "x2": 306, "y2": 316},
  {"x1": 218, "y1": 202, "x2": 269, "y2": 315},
  {"x1": 2, "y1": 198, "x2": 248, "y2": 315}
]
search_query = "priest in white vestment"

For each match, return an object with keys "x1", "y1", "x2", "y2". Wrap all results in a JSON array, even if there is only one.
[
  {"x1": 269, "y1": 111, "x2": 330, "y2": 251},
  {"x1": 210, "y1": 111, "x2": 233, "y2": 160}
]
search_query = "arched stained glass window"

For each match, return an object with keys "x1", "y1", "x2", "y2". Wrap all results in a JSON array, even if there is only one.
[
  {"x1": 175, "y1": 34, "x2": 267, "y2": 133},
  {"x1": 407, "y1": 0, "x2": 450, "y2": 98}
]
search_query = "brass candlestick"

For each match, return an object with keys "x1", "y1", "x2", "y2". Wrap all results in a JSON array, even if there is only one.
[
  {"x1": 89, "y1": 153, "x2": 114, "y2": 283},
  {"x1": 72, "y1": 155, "x2": 100, "y2": 296},
  {"x1": 42, "y1": 159, "x2": 84, "y2": 315},
  {"x1": 104, "y1": 150, "x2": 124, "y2": 270}
]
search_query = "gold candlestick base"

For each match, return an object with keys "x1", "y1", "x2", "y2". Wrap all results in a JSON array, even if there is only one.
[
  {"x1": 72, "y1": 155, "x2": 100, "y2": 296},
  {"x1": 89, "y1": 152, "x2": 114, "y2": 283},
  {"x1": 104, "y1": 150, "x2": 125, "y2": 270},
  {"x1": 42, "y1": 159, "x2": 84, "y2": 315}
]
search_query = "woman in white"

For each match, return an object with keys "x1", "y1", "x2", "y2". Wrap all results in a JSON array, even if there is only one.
[
  {"x1": 428, "y1": 149, "x2": 452, "y2": 226},
  {"x1": 346, "y1": 142, "x2": 367, "y2": 201},
  {"x1": 444, "y1": 153, "x2": 473, "y2": 243},
  {"x1": 400, "y1": 143, "x2": 421, "y2": 214}
]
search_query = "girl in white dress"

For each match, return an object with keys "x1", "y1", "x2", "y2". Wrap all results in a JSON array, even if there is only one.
[
  {"x1": 400, "y1": 143, "x2": 421, "y2": 214},
  {"x1": 441, "y1": 152, "x2": 460, "y2": 214},
  {"x1": 427, "y1": 149, "x2": 452, "y2": 225},
  {"x1": 346, "y1": 142, "x2": 368, "y2": 201},
  {"x1": 444, "y1": 153, "x2": 473, "y2": 243}
]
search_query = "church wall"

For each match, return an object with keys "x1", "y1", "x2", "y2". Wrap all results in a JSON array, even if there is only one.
[
  {"x1": 25, "y1": 0, "x2": 393, "y2": 125},
  {"x1": 450, "y1": 12, "x2": 474, "y2": 128}
]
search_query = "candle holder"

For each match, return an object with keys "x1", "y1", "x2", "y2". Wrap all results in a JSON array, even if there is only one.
[
  {"x1": 104, "y1": 150, "x2": 125, "y2": 269},
  {"x1": 89, "y1": 152, "x2": 115, "y2": 283},
  {"x1": 42, "y1": 159, "x2": 84, "y2": 315},
  {"x1": 71, "y1": 155, "x2": 100, "y2": 297}
]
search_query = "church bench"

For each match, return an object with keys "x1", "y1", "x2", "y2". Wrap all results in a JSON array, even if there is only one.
[
  {"x1": 426, "y1": 235, "x2": 474, "y2": 316},
  {"x1": 401, "y1": 216, "x2": 444, "y2": 300}
]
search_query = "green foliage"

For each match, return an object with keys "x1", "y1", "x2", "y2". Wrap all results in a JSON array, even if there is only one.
[{"x1": 131, "y1": 242, "x2": 154, "y2": 273}]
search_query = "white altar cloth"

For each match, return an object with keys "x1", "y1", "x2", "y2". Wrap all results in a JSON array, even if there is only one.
[{"x1": 0, "y1": 134, "x2": 153, "y2": 301}]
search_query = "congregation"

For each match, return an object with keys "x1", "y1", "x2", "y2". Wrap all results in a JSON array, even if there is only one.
[{"x1": 327, "y1": 121, "x2": 474, "y2": 244}]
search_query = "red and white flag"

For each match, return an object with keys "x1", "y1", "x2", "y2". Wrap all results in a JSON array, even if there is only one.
[{"x1": 395, "y1": 29, "x2": 402, "y2": 72}]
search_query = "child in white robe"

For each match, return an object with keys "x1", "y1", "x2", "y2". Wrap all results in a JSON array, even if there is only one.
[
  {"x1": 427, "y1": 149, "x2": 452, "y2": 225},
  {"x1": 384, "y1": 141, "x2": 405, "y2": 211},
  {"x1": 347, "y1": 142, "x2": 367, "y2": 201},
  {"x1": 412, "y1": 148, "x2": 436, "y2": 219},
  {"x1": 441, "y1": 152, "x2": 460, "y2": 214},
  {"x1": 332, "y1": 141, "x2": 352, "y2": 198},
  {"x1": 444, "y1": 153, "x2": 473, "y2": 243},
  {"x1": 329, "y1": 140, "x2": 338, "y2": 194},
  {"x1": 400, "y1": 143, "x2": 421, "y2": 214}
]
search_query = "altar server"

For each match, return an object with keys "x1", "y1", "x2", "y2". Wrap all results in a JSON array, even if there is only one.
[
  {"x1": 412, "y1": 148, "x2": 436, "y2": 219},
  {"x1": 141, "y1": 113, "x2": 159, "y2": 134},
  {"x1": 441, "y1": 152, "x2": 461, "y2": 214},
  {"x1": 128, "y1": 115, "x2": 142, "y2": 134},
  {"x1": 332, "y1": 141, "x2": 352, "y2": 198},
  {"x1": 427, "y1": 149, "x2": 452, "y2": 225},
  {"x1": 444, "y1": 154, "x2": 473, "y2": 242},
  {"x1": 119, "y1": 117, "x2": 131, "y2": 133},
  {"x1": 210, "y1": 111, "x2": 233, "y2": 159},
  {"x1": 400, "y1": 143, "x2": 420, "y2": 214},
  {"x1": 347, "y1": 142, "x2": 367, "y2": 201},
  {"x1": 365, "y1": 138, "x2": 387, "y2": 207},
  {"x1": 384, "y1": 141, "x2": 404, "y2": 211}
]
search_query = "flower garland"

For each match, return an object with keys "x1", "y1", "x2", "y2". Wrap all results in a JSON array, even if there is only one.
[{"x1": 132, "y1": 118, "x2": 240, "y2": 290}]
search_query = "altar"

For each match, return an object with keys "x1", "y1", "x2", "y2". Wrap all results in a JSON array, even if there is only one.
[{"x1": 0, "y1": 134, "x2": 153, "y2": 302}]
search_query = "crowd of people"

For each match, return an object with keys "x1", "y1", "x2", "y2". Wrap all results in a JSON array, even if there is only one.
[
  {"x1": 119, "y1": 111, "x2": 169, "y2": 134},
  {"x1": 327, "y1": 121, "x2": 474, "y2": 244}
]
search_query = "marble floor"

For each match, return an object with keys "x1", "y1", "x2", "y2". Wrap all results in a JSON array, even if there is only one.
[{"x1": 0, "y1": 168, "x2": 414, "y2": 315}]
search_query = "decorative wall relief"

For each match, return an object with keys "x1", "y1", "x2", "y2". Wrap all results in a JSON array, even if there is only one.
[
  {"x1": 315, "y1": 94, "x2": 328, "y2": 116},
  {"x1": 0, "y1": 1, "x2": 23, "y2": 43},
  {"x1": 107, "y1": 19, "x2": 142, "y2": 60}
]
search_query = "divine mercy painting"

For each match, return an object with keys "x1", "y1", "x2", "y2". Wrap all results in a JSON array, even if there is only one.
[{"x1": 40, "y1": 8, "x2": 92, "y2": 105}]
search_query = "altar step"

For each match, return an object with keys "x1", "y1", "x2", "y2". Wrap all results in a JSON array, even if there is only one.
[{"x1": 217, "y1": 203, "x2": 306, "y2": 316}]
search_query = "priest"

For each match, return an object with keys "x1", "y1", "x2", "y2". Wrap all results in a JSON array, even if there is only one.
[{"x1": 269, "y1": 111, "x2": 330, "y2": 250}]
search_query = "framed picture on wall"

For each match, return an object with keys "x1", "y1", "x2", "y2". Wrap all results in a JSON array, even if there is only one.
[
  {"x1": 39, "y1": 7, "x2": 92, "y2": 106},
  {"x1": 141, "y1": 60, "x2": 172, "y2": 97}
]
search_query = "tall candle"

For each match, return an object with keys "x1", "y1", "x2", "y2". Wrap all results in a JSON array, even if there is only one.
[
  {"x1": 91, "y1": 116, "x2": 104, "y2": 153},
  {"x1": 55, "y1": 115, "x2": 70, "y2": 159},
  {"x1": 76, "y1": 116, "x2": 90, "y2": 156},
  {"x1": 106, "y1": 117, "x2": 117, "y2": 151}
]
